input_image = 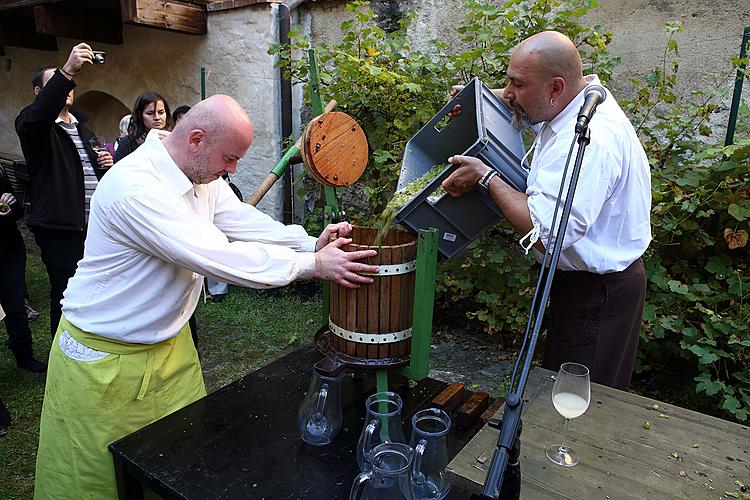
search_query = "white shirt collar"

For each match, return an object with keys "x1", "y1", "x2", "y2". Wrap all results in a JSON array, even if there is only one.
[
  {"x1": 546, "y1": 74, "x2": 601, "y2": 137},
  {"x1": 55, "y1": 113, "x2": 78, "y2": 126},
  {"x1": 141, "y1": 133, "x2": 194, "y2": 197}
]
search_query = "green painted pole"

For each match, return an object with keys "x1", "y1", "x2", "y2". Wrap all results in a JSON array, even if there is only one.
[
  {"x1": 307, "y1": 49, "x2": 341, "y2": 219},
  {"x1": 400, "y1": 228, "x2": 439, "y2": 381},
  {"x1": 376, "y1": 370, "x2": 389, "y2": 394},
  {"x1": 308, "y1": 49, "x2": 323, "y2": 117},
  {"x1": 376, "y1": 370, "x2": 390, "y2": 442},
  {"x1": 200, "y1": 67, "x2": 206, "y2": 100},
  {"x1": 307, "y1": 48, "x2": 342, "y2": 324},
  {"x1": 725, "y1": 27, "x2": 750, "y2": 147}
]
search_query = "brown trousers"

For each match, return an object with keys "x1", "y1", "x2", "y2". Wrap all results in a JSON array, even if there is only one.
[{"x1": 542, "y1": 258, "x2": 646, "y2": 390}]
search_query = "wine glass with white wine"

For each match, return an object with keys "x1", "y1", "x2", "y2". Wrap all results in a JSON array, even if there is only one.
[{"x1": 545, "y1": 362, "x2": 590, "y2": 467}]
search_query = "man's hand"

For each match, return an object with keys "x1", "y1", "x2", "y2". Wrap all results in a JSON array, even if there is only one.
[
  {"x1": 0, "y1": 193, "x2": 16, "y2": 216},
  {"x1": 447, "y1": 85, "x2": 465, "y2": 119},
  {"x1": 449, "y1": 85, "x2": 465, "y2": 98},
  {"x1": 61, "y1": 43, "x2": 94, "y2": 79},
  {"x1": 314, "y1": 237, "x2": 379, "y2": 289},
  {"x1": 96, "y1": 150, "x2": 113, "y2": 169},
  {"x1": 315, "y1": 222, "x2": 354, "y2": 252},
  {"x1": 441, "y1": 155, "x2": 491, "y2": 197},
  {"x1": 147, "y1": 128, "x2": 171, "y2": 141}
]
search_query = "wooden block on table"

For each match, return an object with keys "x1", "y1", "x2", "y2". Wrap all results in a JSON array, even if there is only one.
[
  {"x1": 479, "y1": 397, "x2": 505, "y2": 424},
  {"x1": 456, "y1": 392, "x2": 490, "y2": 428},
  {"x1": 431, "y1": 383, "x2": 464, "y2": 412}
]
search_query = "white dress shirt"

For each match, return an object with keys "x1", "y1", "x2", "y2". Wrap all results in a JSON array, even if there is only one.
[
  {"x1": 62, "y1": 134, "x2": 317, "y2": 344},
  {"x1": 526, "y1": 75, "x2": 652, "y2": 273}
]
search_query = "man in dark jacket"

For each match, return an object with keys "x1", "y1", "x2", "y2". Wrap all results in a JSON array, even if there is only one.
[
  {"x1": 15, "y1": 42, "x2": 113, "y2": 337},
  {"x1": 0, "y1": 165, "x2": 46, "y2": 372}
]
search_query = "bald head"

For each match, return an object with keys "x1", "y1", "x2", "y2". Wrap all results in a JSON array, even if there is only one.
[
  {"x1": 503, "y1": 31, "x2": 587, "y2": 125},
  {"x1": 168, "y1": 94, "x2": 253, "y2": 148},
  {"x1": 164, "y1": 94, "x2": 254, "y2": 184},
  {"x1": 514, "y1": 31, "x2": 584, "y2": 84}
]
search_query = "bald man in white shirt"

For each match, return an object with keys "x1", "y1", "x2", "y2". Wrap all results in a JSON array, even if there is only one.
[
  {"x1": 443, "y1": 31, "x2": 651, "y2": 391},
  {"x1": 35, "y1": 95, "x2": 379, "y2": 499}
]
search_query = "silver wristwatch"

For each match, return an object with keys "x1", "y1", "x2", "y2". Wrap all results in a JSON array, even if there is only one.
[{"x1": 476, "y1": 169, "x2": 498, "y2": 195}]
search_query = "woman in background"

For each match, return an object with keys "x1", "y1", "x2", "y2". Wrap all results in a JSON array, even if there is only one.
[
  {"x1": 117, "y1": 114, "x2": 131, "y2": 139},
  {"x1": 172, "y1": 105, "x2": 191, "y2": 125},
  {"x1": 114, "y1": 92, "x2": 173, "y2": 162}
]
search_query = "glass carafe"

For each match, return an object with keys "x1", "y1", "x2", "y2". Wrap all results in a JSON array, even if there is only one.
[
  {"x1": 350, "y1": 442, "x2": 415, "y2": 500},
  {"x1": 297, "y1": 369, "x2": 344, "y2": 446},
  {"x1": 356, "y1": 391, "x2": 407, "y2": 470},
  {"x1": 409, "y1": 408, "x2": 452, "y2": 499}
]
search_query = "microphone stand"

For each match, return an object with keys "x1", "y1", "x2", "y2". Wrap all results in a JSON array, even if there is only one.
[{"x1": 481, "y1": 125, "x2": 593, "y2": 499}]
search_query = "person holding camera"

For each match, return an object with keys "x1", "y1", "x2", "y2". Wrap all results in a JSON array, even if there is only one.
[
  {"x1": 15, "y1": 42, "x2": 114, "y2": 338},
  {"x1": 443, "y1": 31, "x2": 650, "y2": 391}
]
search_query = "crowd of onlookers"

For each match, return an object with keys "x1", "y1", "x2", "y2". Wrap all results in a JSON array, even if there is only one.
[{"x1": 0, "y1": 43, "x2": 203, "y2": 436}]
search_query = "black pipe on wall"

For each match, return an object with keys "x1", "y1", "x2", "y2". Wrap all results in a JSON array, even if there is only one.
[{"x1": 279, "y1": 3, "x2": 293, "y2": 224}]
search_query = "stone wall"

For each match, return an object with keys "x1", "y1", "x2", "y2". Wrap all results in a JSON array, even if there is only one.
[
  {"x1": 306, "y1": 0, "x2": 750, "y2": 99},
  {"x1": 0, "y1": 4, "x2": 285, "y2": 216}
]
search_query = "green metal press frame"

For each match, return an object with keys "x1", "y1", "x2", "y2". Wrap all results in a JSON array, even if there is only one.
[{"x1": 304, "y1": 50, "x2": 439, "y2": 392}]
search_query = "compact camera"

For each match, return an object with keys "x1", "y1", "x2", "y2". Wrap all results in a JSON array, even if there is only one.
[{"x1": 93, "y1": 51, "x2": 106, "y2": 64}]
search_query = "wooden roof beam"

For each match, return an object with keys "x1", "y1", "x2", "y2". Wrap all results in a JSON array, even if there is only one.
[
  {"x1": 34, "y1": 4, "x2": 123, "y2": 44},
  {"x1": 120, "y1": 0, "x2": 207, "y2": 36},
  {"x1": 0, "y1": 8, "x2": 57, "y2": 50},
  {"x1": 0, "y1": 0, "x2": 61, "y2": 12}
]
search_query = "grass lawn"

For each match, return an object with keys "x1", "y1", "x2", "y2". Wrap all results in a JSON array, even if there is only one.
[{"x1": 0, "y1": 236, "x2": 322, "y2": 499}]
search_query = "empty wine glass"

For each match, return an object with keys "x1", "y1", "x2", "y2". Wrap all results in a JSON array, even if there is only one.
[{"x1": 545, "y1": 362, "x2": 590, "y2": 467}]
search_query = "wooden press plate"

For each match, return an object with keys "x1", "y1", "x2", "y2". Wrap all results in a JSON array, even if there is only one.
[{"x1": 302, "y1": 112, "x2": 368, "y2": 187}]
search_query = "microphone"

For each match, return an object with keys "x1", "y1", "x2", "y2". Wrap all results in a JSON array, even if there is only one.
[{"x1": 575, "y1": 85, "x2": 607, "y2": 133}]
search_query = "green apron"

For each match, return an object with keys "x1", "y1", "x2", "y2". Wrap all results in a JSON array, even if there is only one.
[{"x1": 35, "y1": 316, "x2": 206, "y2": 499}]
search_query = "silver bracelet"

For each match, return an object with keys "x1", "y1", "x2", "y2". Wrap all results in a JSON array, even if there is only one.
[{"x1": 476, "y1": 169, "x2": 498, "y2": 195}]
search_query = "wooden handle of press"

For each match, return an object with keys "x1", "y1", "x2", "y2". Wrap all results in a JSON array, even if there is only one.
[{"x1": 247, "y1": 172, "x2": 279, "y2": 206}]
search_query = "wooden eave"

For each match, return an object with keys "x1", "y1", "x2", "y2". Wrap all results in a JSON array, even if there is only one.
[
  {"x1": 207, "y1": 0, "x2": 279, "y2": 12},
  {"x1": 0, "y1": 0, "x2": 214, "y2": 51},
  {"x1": 120, "y1": 0, "x2": 207, "y2": 36}
]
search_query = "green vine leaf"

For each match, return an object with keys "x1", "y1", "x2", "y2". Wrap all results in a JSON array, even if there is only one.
[{"x1": 728, "y1": 203, "x2": 749, "y2": 222}]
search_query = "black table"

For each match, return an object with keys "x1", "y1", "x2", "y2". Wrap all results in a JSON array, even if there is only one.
[{"x1": 109, "y1": 345, "x2": 482, "y2": 499}]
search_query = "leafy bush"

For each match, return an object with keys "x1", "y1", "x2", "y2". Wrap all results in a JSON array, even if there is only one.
[
  {"x1": 270, "y1": 1, "x2": 451, "y2": 213},
  {"x1": 621, "y1": 23, "x2": 750, "y2": 421},
  {"x1": 270, "y1": 2, "x2": 750, "y2": 421}
]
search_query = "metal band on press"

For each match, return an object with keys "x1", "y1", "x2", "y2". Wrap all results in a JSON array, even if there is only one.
[
  {"x1": 329, "y1": 318, "x2": 412, "y2": 344},
  {"x1": 361, "y1": 260, "x2": 416, "y2": 277}
]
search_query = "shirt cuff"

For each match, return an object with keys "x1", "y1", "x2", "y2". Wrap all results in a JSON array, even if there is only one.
[
  {"x1": 527, "y1": 196, "x2": 552, "y2": 248},
  {"x1": 301, "y1": 236, "x2": 318, "y2": 253},
  {"x1": 296, "y1": 252, "x2": 317, "y2": 281}
]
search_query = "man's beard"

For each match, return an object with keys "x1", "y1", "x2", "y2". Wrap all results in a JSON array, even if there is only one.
[
  {"x1": 509, "y1": 101, "x2": 534, "y2": 130},
  {"x1": 183, "y1": 154, "x2": 213, "y2": 184}
]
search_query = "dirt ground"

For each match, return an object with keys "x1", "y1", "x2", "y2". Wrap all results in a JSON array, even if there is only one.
[{"x1": 427, "y1": 327, "x2": 517, "y2": 398}]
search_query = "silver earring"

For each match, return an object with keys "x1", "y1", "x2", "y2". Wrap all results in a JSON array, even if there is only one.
[{"x1": 549, "y1": 98, "x2": 554, "y2": 106}]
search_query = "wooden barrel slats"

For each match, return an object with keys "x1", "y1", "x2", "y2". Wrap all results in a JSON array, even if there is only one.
[{"x1": 329, "y1": 226, "x2": 416, "y2": 362}]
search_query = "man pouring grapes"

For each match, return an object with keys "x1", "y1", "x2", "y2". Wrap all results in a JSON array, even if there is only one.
[{"x1": 443, "y1": 31, "x2": 651, "y2": 391}]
